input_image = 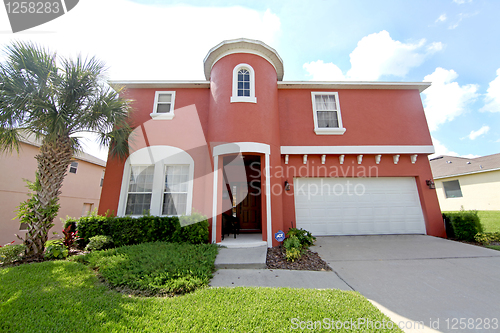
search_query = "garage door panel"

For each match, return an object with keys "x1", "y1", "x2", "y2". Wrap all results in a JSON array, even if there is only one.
[{"x1": 294, "y1": 177, "x2": 426, "y2": 236}]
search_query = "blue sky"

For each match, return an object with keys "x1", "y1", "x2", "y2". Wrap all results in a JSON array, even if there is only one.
[{"x1": 0, "y1": 0, "x2": 499, "y2": 160}]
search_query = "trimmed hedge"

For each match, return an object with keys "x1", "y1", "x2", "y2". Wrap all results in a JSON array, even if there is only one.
[
  {"x1": 64, "y1": 212, "x2": 209, "y2": 248},
  {"x1": 442, "y1": 210, "x2": 483, "y2": 242}
]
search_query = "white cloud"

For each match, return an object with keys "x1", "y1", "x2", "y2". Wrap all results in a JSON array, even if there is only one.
[
  {"x1": 429, "y1": 137, "x2": 479, "y2": 159},
  {"x1": 421, "y1": 67, "x2": 479, "y2": 131},
  {"x1": 303, "y1": 60, "x2": 345, "y2": 81},
  {"x1": 303, "y1": 31, "x2": 442, "y2": 81},
  {"x1": 453, "y1": 0, "x2": 472, "y2": 4},
  {"x1": 435, "y1": 14, "x2": 447, "y2": 23},
  {"x1": 429, "y1": 137, "x2": 458, "y2": 159},
  {"x1": 0, "y1": 1, "x2": 281, "y2": 81},
  {"x1": 466, "y1": 125, "x2": 490, "y2": 140},
  {"x1": 480, "y1": 68, "x2": 500, "y2": 113}
]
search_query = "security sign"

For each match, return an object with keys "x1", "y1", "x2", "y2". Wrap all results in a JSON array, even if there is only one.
[{"x1": 274, "y1": 230, "x2": 285, "y2": 242}]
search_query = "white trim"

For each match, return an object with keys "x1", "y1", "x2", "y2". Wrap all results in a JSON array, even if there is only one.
[
  {"x1": 411, "y1": 154, "x2": 418, "y2": 164},
  {"x1": 311, "y1": 92, "x2": 346, "y2": 136},
  {"x1": 278, "y1": 81, "x2": 431, "y2": 93},
  {"x1": 265, "y1": 153, "x2": 272, "y2": 248},
  {"x1": 357, "y1": 155, "x2": 363, "y2": 165},
  {"x1": 213, "y1": 142, "x2": 270, "y2": 156},
  {"x1": 280, "y1": 145, "x2": 435, "y2": 155},
  {"x1": 375, "y1": 155, "x2": 382, "y2": 164},
  {"x1": 315, "y1": 128, "x2": 347, "y2": 135},
  {"x1": 211, "y1": 156, "x2": 218, "y2": 244},
  {"x1": 231, "y1": 64, "x2": 257, "y2": 104},
  {"x1": 433, "y1": 167, "x2": 500, "y2": 180},
  {"x1": 109, "y1": 81, "x2": 210, "y2": 89},
  {"x1": 303, "y1": 155, "x2": 308, "y2": 164},
  {"x1": 151, "y1": 91, "x2": 176, "y2": 120},
  {"x1": 212, "y1": 142, "x2": 272, "y2": 247},
  {"x1": 203, "y1": 38, "x2": 284, "y2": 81},
  {"x1": 393, "y1": 155, "x2": 400, "y2": 164},
  {"x1": 117, "y1": 146, "x2": 194, "y2": 217}
]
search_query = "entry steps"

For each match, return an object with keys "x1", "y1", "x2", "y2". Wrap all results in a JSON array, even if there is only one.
[{"x1": 215, "y1": 245, "x2": 267, "y2": 269}]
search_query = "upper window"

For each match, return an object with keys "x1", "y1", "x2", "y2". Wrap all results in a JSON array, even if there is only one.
[
  {"x1": 231, "y1": 64, "x2": 256, "y2": 103},
  {"x1": 151, "y1": 91, "x2": 176, "y2": 120},
  {"x1": 69, "y1": 162, "x2": 78, "y2": 174},
  {"x1": 443, "y1": 180, "x2": 463, "y2": 198},
  {"x1": 311, "y1": 92, "x2": 346, "y2": 135}
]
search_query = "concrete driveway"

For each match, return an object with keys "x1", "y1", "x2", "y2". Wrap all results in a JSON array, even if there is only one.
[{"x1": 314, "y1": 235, "x2": 500, "y2": 333}]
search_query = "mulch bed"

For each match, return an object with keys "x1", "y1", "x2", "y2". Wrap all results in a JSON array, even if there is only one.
[{"x1": 266, "y1": 246, "x2": 332, "y2": 271}]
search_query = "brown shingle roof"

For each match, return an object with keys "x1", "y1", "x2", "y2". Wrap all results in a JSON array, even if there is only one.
[{"x1": 430, "y1": 153, "x2": 500, "y2": 179}]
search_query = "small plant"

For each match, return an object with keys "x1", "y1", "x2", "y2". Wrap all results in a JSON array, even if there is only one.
[
  {"x1": 85, "y1": 235, "x2": 114, "y2": 251},
  {"x1": 474, "y1": 232, "x2": 500, "y2": 245},
  {"x1": 286, "y1": 228, "x2": 316, "y2": 249},
  {"x1": 283, "y1": 235, "x2": 303, "y2": 262},
  {"x1": 285, "y1": 247, "x2": 302, "y2": 262},
  {"x1": 44, "y1": 239, "x2": 68, "y2": 259},
  {"x1": 0, "y1": 241, "x2": 26, "y2": 265},
  {"x1": 62, "y1": 225, "x2": 79, "y2": 249}
]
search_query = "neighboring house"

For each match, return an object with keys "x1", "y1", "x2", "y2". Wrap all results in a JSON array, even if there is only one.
[
  {"x1": 430, "y1": 154, "x2": 500, "y2": 211},
  {"x1": 99, "y1": 38, "x2": 445, "y2": 247},
  {"x1": 0, "y1": 136, "x2": 105, "y2": 245}
]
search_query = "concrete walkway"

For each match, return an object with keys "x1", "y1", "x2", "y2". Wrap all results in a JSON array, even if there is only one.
[
  {"x1": 211, "y1": 235, "x2": 500, "y2": 333},
  {"x1": 314, "y1": 235, "x2": 500, "y2": 333}
]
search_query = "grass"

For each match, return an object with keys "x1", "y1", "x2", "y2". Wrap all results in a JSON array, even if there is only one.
[
  {"x1": 0, "y1": 261, "x2": 401, "y2": 332},
  {"x1": 72, "y1": 241, "x2": 219, "y2": 295},
  {"x1": 477, "y1": 211, "x2": 500, "y2": 232},
  {"x1": 485, "y1": 245, "x2": 500, "y2": 251}
]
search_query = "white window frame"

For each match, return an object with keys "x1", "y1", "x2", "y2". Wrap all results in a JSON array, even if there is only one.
[
  {"x1": 151, "y1": 91, "x2": 176, "y2": 120},
  {"x1": 124, "y1": 165, "x2": 155, "y2": 216},
  {"x1": 443, "y1": 179, "x2": 463, "y2": 199},
  {"x1": 231, "y1": 63, "x2": 257, "y2": 103},
  {"x1": 117, "y1": 146, "x2": 194, "y2": 217},
  {"x1": 311, "y1": 92, "x2": 346, "y2": 135},
  {"x1": 161, "y1": 164, "x2": 190, "y2": 216}
]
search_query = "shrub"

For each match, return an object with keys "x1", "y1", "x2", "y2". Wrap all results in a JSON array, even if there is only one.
[
  {"x1": 0, "y1": 242, "x2": 26, "y2": 265},
  {"x1": 62, "y1": 225, "x2": 79, "y2": 249},
  {"x1": 74, "y1": 241, "x2": 218, "y2": 295},
  {"x1": 286, "y1": 228, "x2": 316, "y2": 249},
  {"x1": 85, "y1": 235, "x2": 114, "y2": 251},
  {"x1": 443, "y1": 211, "x2": 483, "y2": 242},
  {"x1": 474, "y1": 232, "x2": 500, "y2": 245},
  {"x1": 44, "y1": 239, "x2": 68, "y2": 259},
  {"x1": 283, "y1": 235, "x2": 303, "y2": 262},
  {"x1": 64, "y1": 212, "x2": 209, "y2": 249}
]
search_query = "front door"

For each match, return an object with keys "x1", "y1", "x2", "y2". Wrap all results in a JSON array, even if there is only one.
[{"x1": 237, "y1": 180, "x2": 261, "y2": 231}]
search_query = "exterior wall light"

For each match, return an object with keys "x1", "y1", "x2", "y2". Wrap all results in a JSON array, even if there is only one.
[
  {"x1": 284, "y1": 180, "x2": 291, "y2": 191},
  {"x1": 426, "y1": 179, "x2": 435, "y2": 189}
]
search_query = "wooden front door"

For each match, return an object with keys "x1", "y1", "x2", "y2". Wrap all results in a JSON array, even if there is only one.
[{"x1": 237, "y1": 181, "x2": 261, "y2": 231}]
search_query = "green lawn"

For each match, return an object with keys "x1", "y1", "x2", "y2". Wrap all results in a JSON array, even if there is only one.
[
  {"x1": 0, "y1": 261, "x2": 401, "y2": 332},
  {"x1": 477, "y1": 211, "x2": 500, "y2": 232}
]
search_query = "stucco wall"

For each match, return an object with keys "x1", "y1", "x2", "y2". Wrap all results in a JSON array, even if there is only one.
[
  {"x1": 435, "y1": 170, "x2": 500, "y2": 211},
  {"x1": 0, "y1": 142, "x2": 105, "y2": 245}
]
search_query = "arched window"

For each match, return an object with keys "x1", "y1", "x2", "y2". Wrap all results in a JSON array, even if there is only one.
[
  {"x1": 237, "y1": 69, "x2": 250, "y2": 97},
  {"x1": 231, "y1": 63, "x2": 256, "y2": 103}
]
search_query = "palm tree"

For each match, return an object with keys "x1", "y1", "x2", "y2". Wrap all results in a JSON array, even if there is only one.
[{"x1": 0, "y1": 41, "x2": 131, "y2": 256}]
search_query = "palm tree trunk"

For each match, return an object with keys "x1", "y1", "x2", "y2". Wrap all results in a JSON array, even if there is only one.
[{"x1": 24, "y1": 135, "x2": 73, "y2": 256}]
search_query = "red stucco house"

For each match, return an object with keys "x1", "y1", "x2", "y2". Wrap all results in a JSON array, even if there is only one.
[{"x1": 99, "y1": 38, "x2": 446, "y2": 247}]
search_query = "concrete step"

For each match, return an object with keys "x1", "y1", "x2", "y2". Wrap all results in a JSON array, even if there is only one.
[{"x1": 215, "y1": 245, "x2": 267, "y2": 269}]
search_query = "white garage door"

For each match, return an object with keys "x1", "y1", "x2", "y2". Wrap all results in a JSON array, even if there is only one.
[{"x1": 294, "y1": 177, "x2": 426, "y2": 236}]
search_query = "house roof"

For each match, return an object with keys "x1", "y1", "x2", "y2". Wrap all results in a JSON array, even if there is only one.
[
  {"x1": 110, "y1": 80, "x2": 431, "y2": 92},
  {"x1": 19, "y1": 135, "x2": 106, "y2": 167},
  {"x1": 203, "y1": 38, "x2": 285, "y2": 81},
  {"x1": 430, "y1": 153, "x2": 500, "y2": 179}
]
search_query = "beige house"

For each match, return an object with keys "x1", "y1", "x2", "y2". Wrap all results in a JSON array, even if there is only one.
[
  {"x1": 430, "y1": 153, "x2": 500, "y2": 211},
  {"x1": 0, "y1": 137, "x2": 105, "y2": 245}
]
